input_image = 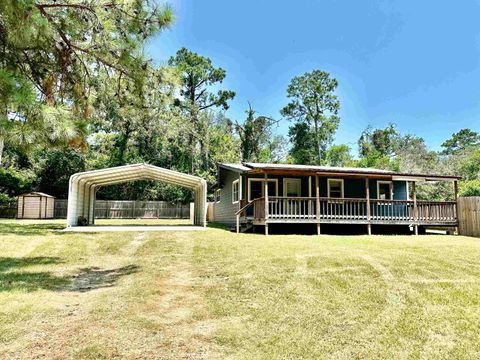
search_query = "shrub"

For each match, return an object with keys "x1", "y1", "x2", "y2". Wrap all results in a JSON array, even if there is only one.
[{"x1": 459, "y1": 179, "x2": 480, "y2": 197}]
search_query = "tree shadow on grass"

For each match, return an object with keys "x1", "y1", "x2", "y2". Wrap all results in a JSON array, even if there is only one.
[
  {"x1": 207, "y1": 222, "x2": 231, "y2": 231},
  {"x1": 0, "y1": 257, "x2": 139, "y2": 293},
  {"x1": 0, "y1": 223, "x2": 66, "y2": 236}
]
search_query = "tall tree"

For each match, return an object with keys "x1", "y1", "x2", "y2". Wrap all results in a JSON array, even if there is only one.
[
  {"x1": 233, "y1": 104, "x2": 279, "y2": 162},
  {"x1": 168, "y1": 48, "x2": 235, "y2": 173},
  {"x1": 441, "y1": 128, "x2": 480, "y2": 155},
  {"x1": 357, "y1": 124, "x2": 400, "y2": 170},
  {"x1": 325, "y1": 144, "x2": 353, "y2": 167},
  {"x1": 0, "y1": 0, "x2": 174, "y2": 165},
  {"x1": 281, "y1": 70, "x2": 340, "y2": 164},
  {"x1": 287, "y1": 121, "x2": 317, "y2": 164},
  {"x1": 358, "y1": 124, "x2": 399, "y2": 158}
]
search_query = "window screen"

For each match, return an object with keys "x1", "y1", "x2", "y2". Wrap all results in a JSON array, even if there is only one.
[
  {"x1": 328, "y1": 179, "x2": 344, "y2": 198},
  {"x1": 378, "y1": 182, "x2": 392, "y2": 200},
  {"x1": 284, "y1": 179, "x2": 301, "y2": 197}
]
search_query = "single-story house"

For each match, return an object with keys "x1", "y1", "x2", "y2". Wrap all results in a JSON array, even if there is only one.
[{"x1": 213, "y1": 162, "x2": 460, "y2": 235}]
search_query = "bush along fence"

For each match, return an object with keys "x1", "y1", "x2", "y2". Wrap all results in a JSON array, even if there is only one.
[{"x1": 0, "y1": 200, "x2": 190, "y2": 219}]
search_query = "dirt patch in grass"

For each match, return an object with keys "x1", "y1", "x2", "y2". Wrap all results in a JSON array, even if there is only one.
[
  {"x1": 0, "y1": 223, "x2": 222, "y2": 359},
  {"x1": 68, "y1": 265, "x2": 139, "y2": 292},
  {"x1": 2, "y1": 221, "x2": 480, "y2": 359}
]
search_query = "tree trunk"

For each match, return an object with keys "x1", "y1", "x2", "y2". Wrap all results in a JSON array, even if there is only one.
[
  {"x1": 314, "y1": 118, "x2": 322, "y2": 164},
  {"x1": 0, "y1": 105, "x2": 6, "y2": 167},
  {"x1": 0, "y1": 135, "x2": 4, "y2": 167}
]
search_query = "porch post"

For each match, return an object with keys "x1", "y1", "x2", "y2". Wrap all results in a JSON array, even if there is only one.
[
  {"x1": 236, "y1": 213, "x2": 240, "y2": 234},
  {"x1": 365, "y1": 178, "x2": 371, "y2": 235},
  {"x1": 315, "y1": 175, "x2": 320, "y2": 235},
  {"x1": 264, "y1": 172, "x2": 269, "y2": 235},
  {"x1": 412, "y1": 181, "x2": 418, "y2": 235},
  {"x1": 454, "y1": 179, "x2": 458, "y2": 235}
]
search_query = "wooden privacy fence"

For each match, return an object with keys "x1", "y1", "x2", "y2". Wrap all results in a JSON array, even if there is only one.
[
  {"x1": 54, "y1": 199, "x2": 190, "y2": 219},
  {"x1": 0, "y1": 204, "x2": 16, "y2": 218},
  {"x1": 458, "y1": 197, "x2": 480, "y2": 237}
]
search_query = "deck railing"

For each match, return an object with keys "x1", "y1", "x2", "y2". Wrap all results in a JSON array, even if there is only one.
[{"x1": 259, "y1": 196, "x2": 457, "y2": 224}]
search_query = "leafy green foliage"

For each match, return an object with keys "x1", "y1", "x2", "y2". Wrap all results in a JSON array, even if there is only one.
[
  {"x1": 0, "y1": 166, "x2": 35, "y2": 198},
  {"x1": 0, "y1": 0, "x2": 174, "y2": 163},
  {"x1": 168, "y1": 48, "x2": 235, "y2": 173},
  {"x1": 282, "y1": 70, "x2": 340, "y2": 164},
  {"x1": 0, "y1": 1, "x2": 476, "y2": 205},
  {"x1": 287, "y1": 121, "x2": 317, "y2": 164},
  {"x1": 169, "y1": 48, "x2": 235, "y2": 112},
  {"x1": 441, "y1": 129, "x2": 480, "y2": 155},
  {"x1": 325, "y1": 144, "x2": 354, "y2": 167},
  {"x1": 233, "y1": 105, "x2": 284, "y2": 163},
  {"x1": 459, "y1": 180, "x2": 480, "y2": 197},
  {"x1": 359, "y1": 124, "x2": 398, "y2": 158},
  {"x1": 35, "y1": 148, "x2": 86, "y2": 198}
]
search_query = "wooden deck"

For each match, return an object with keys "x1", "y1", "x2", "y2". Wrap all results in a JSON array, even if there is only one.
[{"x1": 236, "y1": 196, "x2": 458, "y2": 233}]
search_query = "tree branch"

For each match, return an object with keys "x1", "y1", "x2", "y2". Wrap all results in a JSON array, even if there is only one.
[{"x1": 36, "y1": 4, "x2": 133, "y2": 79}]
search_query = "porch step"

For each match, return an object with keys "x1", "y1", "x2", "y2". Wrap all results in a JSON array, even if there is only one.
[{"x1": 230, "y1": 221, "x2": 254, "y2": 233}]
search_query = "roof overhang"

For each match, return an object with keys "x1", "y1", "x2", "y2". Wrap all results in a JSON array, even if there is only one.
[{"x1": 218, "y1": 162, "x2": 460, "y2": 182}]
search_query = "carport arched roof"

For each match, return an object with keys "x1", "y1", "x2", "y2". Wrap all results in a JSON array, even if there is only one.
[{"x1": 66, "y1": 163, "x2": 207, "y2": 227}]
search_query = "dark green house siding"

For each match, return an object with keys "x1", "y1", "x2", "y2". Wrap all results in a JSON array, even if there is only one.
[{"x1": 213, "y1": 167, "x2": 410, "y2": 225}]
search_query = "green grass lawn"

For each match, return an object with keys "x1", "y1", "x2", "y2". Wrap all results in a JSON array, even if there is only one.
[
  {"x1": 95, "y1": 218, "x2": 192, "y2": 226},
  {"x1": 1, "y1": 220, "x2": 480, "y2": 359}
]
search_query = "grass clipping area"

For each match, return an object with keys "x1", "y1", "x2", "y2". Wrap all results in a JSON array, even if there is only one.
[{"x1": 0, "y1": 220, "x2": 480, "y2": 359}]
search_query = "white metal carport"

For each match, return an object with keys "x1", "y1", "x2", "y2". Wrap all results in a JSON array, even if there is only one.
[{"x1": 66, "y1": 163, "x2": 207, "y2": 227}]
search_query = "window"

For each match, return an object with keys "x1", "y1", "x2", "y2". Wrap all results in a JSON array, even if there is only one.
[
  {"x1": 232, "y1": 180, "x2": 239, "y2": 204},
  {"x1": 328, "y1": 179, "x2": 344, "y2": 198},
  {"x1": 215, "y1": 189, "x2": 221, "y2": 203},
  {"x1": 247, "y1": 178, "x2": 278, "y2": 202},
  {"x1": 377, "y1": 181, "x2": 393, "y2": 200},
  {"x1": 283, "y1": 178, "x2": 302, "y2": 197}
]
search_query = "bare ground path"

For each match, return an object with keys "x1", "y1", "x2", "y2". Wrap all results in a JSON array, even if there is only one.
[
  {"x1": 2, "y1": 220, "x2": 480, "y2": 359},
  {"x1": 0, "y1": 228, "x2": 221, "y2": 359}
]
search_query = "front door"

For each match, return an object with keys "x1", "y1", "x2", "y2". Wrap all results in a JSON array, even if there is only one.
[{"x1": 247, "y1": 179, "x2": 278, "y2": 217}]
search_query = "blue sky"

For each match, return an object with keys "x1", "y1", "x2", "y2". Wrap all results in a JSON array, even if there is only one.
[{"x1": 147, "y1": 0, "x2": 480, "y2": 153}]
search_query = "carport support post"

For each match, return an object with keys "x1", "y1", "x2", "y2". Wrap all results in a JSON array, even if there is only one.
[
  {"x1": 264, "y1": 172, "x2": 269, "y2": 235},
  {"x1": 412, "y1": 181, "x2": 418, "y2": 235},
  {"x1": 315, "y1": 175, "x2": 320, "y2": 235},
  {"x1": 366, "y1": 178, "x2": 371, "y2": 235}
]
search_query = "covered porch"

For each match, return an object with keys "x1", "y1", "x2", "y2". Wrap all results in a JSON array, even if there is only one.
[{"x1": 236, "y1": 167, "x2": 459, "y2": 235}]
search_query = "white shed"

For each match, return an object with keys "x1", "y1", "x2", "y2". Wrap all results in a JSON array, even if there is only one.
[{"x1": 17, "y1": 192, "x2": 55, "y2": 219}]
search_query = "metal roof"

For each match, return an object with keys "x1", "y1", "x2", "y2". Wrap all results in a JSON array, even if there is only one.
[
  {"x1": 66, "y1": 163, "x2": 207, "y2": 227},
  {"x1": 20, "y1": 192, "x2": 55, "y2": 198},
  {"x1": 243, "y1": 162, "x2": 394, "y2": 174},
  {"x1": 71, "y1": 163, "x2": 205, "y2": 189},
  {"x1": 219, "y1": 163, "x2": 251, "y2": 172},
  {"x1": 219, "y1": 162, "x2": 460, "y2": 180}
]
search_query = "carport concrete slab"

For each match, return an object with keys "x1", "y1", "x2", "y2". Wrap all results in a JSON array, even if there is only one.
[{"x1": 63, "y1": 225, "x2": 206, "y2": 232}]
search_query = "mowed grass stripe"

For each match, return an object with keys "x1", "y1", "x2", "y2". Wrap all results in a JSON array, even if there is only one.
[{"x1": 0, "y1": 220, "x2": 480, "y2": 359}]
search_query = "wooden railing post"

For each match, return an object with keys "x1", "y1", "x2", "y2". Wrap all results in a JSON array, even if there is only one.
[
  {"x1": 365, "y1": 178, "x2": 371, "y2": 235},
  {"x1": 315, "y1": 175, "x2": 320, "y2": 235},
  {"x1": 412, "y1": 181, "x2": 418, "y2": 235},
  {"x1": 264, "y1": 172, "x2": 269, "y2": 235}
]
